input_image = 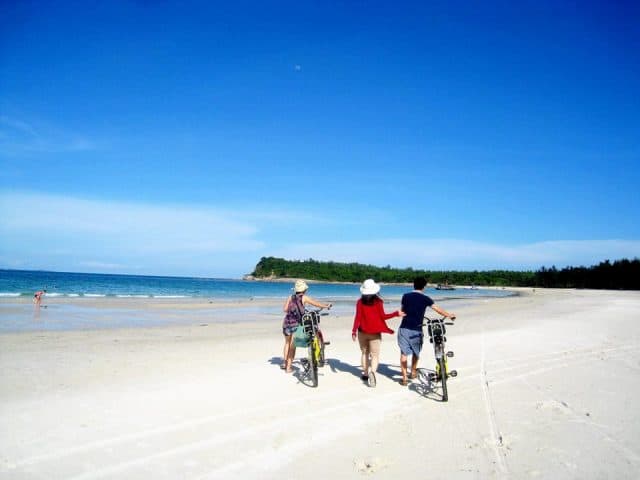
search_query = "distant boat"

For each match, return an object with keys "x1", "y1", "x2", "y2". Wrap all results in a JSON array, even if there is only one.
[{"x1": 436, "y1": 283, "x2": 455, "y2": 290}]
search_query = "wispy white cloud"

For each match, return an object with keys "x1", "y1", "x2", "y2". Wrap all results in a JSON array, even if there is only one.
[
  {"x1": 0, "y1": 191, "x2": 264, "y2": 253},
  {"x1": 79, "y1": 260, "x2": 131, "y2": 271},
  {"x1": 0, "y1": 191, "x2": 271, "y2": 275},
  {"x1": 0, "y1": 116, "x2": 96, "y2": 154},
  {"x1": 2, "y1": 191, "x2": 638, "y2": 276},
  {"x1": 0, "y1": 116, "x2": 39, "y2": 138}
]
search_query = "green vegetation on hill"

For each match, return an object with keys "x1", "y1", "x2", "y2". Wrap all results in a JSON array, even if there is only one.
[
  {"x1": 252, "y1": 257, "x2": 531, "y2": 286},
  {"x1": 251, "y1": 256, "x2": 640, "y2": 289}
]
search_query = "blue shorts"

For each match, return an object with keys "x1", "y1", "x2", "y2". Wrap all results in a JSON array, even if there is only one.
[
  {"x1": 398, "y1": 328, "x2": 423, "y2": 356},
  {"x1": 283, "y1": 324, "x2": 298, "y2": 336}
]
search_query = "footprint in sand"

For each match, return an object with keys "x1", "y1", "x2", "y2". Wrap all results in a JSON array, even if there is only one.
[{"x1": 354, "y1": 457, "x2": 388, "y2": 474}]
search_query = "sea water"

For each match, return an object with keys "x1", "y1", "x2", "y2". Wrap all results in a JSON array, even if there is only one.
[
  {"x1": 0, "y1": 269, "x2": 513, "y2": 332},
  {"x1": 0, "y1": 269, "x2": 512, "y2": 301}
]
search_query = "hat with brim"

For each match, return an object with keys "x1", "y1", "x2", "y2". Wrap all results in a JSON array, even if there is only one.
[
  {"x1": 294, "y1": 279, "x2": 309, "y2": 293},
  {"x1": 360, "y1": 279, "x2": 380, "y2": 295}
]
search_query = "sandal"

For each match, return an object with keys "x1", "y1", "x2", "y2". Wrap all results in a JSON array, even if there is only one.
[{"x1": 400, "y1": 378, "x2": 408, "y2": 386}]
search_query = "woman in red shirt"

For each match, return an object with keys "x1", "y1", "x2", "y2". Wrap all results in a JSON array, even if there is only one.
[{"x1": 351, "y1": 279, "x2": 404, "y2": 387}]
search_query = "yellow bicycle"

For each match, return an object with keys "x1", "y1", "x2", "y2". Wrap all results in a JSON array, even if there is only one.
[
  {"x1": 298, "y1": 308, "x2": 330, "y2": 387},
  {"x1": 425, "y1": 316, "x2": 457, "y2": 401}
]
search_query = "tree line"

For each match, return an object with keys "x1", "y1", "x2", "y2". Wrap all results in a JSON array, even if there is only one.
[{"x1": 250, "y1": 257, "x2": 640, "y2": 290}]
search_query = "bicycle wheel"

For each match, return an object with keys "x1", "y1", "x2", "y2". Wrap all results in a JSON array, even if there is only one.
[
  {"x1": 308, "y1": 340, "x2": 318, "y2": 387},
  {"x1": 439, "y1": 356, "x2": 448, "y2": 402},
  {"x1": 317, "y1": 330, "x2": 326, "y2": 367}
]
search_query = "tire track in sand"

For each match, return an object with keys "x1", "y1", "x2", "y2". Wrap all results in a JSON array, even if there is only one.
[{"x1": 480, "y1": 333, "x2": 509, "y2": 478}]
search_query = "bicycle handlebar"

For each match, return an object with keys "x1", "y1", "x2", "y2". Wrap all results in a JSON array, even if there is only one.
[
  {"x1": 424, "y1": 316, "x2": 446, "y2": 322},
  {"x1": 306, "y1": 307, "x2": 330, "y2": 316},
  {"x1": 423, "y1": 316, "x2": 455, "y2": 326}
]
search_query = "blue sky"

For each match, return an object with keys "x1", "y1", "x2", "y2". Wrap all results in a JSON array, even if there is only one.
[{"x1": 1, "y1": 1, "x2": 639, "y2": 278}]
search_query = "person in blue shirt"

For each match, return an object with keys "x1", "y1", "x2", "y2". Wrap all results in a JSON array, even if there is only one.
[{"x1": 398, "y1": 277, "x2": 456, "y2": 386}]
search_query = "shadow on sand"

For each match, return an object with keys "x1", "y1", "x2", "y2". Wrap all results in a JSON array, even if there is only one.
[
  {"x1": 267, "y1": 355, "x2": 326, "y2": 387},
  {"x1": 407, "y1": 368, "x2": 449, "y2": 402},
  {"x1": 268, "y1": 356, "x2": 448, "y2": 400},
  {"x1": 268, "y1": 356, "x2": 284, "y2": 368}
]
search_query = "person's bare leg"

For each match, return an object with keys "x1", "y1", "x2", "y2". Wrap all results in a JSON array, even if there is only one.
[
  {"x1": 285, "y1": 336, "x2": 296, "y2": 372},
  {"x1": 400, "y1": 353, "x2": 408, "y2": 385},
  {"x1": 282, "y1": 336, "x2": 290, "y2": 368},
  {"x1": 411, "y1": 355, "x2": 419, "y2": 379}
]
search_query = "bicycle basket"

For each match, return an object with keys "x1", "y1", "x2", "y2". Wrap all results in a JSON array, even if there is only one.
[
  {"x1": 293, "y1": 324, "x2": 310, "y2": 347},
  {"x1": 303, "y1": 311, "x2": 320, "y2": 333},
  {"x1": 428, "y1": 322, "x2": 445, "y2": 337},
  {"x1": 294, "y1": 311, "x2": 319, "y2": 347},
  {"x1": 428, "y1": 321, "x2": 445, "y2": 345}
]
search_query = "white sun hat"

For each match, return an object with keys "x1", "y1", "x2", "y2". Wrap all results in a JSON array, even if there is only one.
[
  {"x1": 294, "y1": 279, "x2": 309, "y2": 293},
  {"x1": 360, "y1": 278, "x2": 381, "y2": 295}
]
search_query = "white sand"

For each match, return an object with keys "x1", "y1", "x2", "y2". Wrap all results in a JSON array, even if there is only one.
[{"x1": 1, "y1": 289, "x2": 640, "y2": 479}]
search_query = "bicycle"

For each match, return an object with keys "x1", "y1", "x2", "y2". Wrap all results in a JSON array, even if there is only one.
[
  {"x1": 296, "y1": 307, "x2": 330, "y2": 388},
  {"x1": 424, "y1": 316, "x2": 457, "y2": 401}
]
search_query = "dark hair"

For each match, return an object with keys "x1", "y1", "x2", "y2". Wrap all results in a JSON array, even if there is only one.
[
  {"x1": 361, "y1": 294, "x2": 378, "y2": 306},
  {"x1": 413, "y1": 276, "x2": 428, "y2": 290}
]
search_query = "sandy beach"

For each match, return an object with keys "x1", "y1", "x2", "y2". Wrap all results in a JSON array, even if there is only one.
[{"x1": 1, "y1": 288, "x2": 639, "y2": 479}]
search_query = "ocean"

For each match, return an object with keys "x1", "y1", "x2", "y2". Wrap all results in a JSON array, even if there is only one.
[
  {"x1": 0, "y1": 269, "x2": 514, "y2": 332},
  {"x1": 0, "y1": 269, "x2": 512, "y2": 302}
]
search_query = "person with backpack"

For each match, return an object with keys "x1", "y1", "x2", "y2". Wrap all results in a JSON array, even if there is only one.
[{"x1": 282, "y1": 280, "x2": 332, "y2": 373}]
